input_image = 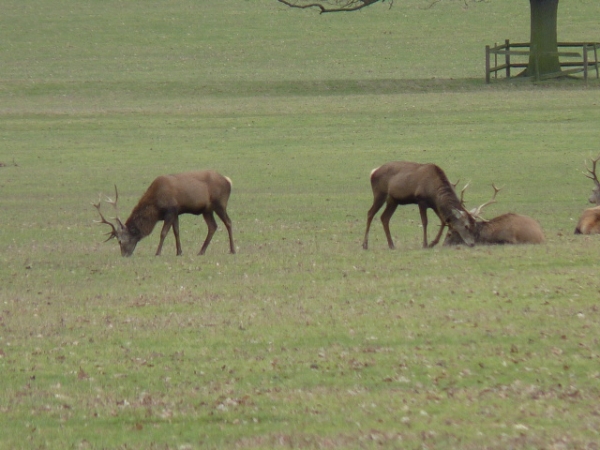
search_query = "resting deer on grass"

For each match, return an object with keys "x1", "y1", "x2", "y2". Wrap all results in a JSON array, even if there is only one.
[
  {"x1": 362, "y1": 161, "x2": 476, "y2": 250},
  {"x1": 575, "y1": 155, "x2": 600, "y2": 235},
  {"x1": 94, "y1": 170, "x2": 235, "y2": 257},
  {"x1": 575, "y1": 207, "x2": 600, "y2": 235},
  {"x1": 444, "y1": 184, "x2": 545, "y2": 245}
]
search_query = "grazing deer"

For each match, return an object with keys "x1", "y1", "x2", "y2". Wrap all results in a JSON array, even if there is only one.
[
  {"x1": 94, "y1": 170, "x2": 235, "y2": 257},
  {"x1": 444, "y1": 184, "x2": 545, "y2": 245},
  {"x1": 574, "y1": 206, "x2": 600, "y2": 235},
  {"x1": 584, "y1": 155, "x2": 600, "y2": 205},
  {"x1": 362, "y1": 161, "x2": 476, "y2": 249}
]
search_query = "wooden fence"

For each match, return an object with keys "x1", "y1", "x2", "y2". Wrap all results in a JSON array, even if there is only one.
[{"x1": 485, "y1": 40, "x2": 600, "y2": 83}]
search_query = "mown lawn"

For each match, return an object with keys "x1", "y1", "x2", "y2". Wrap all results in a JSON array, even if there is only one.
[{"x1": 1, "y1": 0, "x2": 600, "y2": 448}]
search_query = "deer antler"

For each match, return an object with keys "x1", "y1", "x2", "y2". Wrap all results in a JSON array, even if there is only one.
[
  {"x1": 459, "y1": 182, "x2": 470, "y2": 208},
  {"x1": 92, "y1": 194, "x2": 118, "y2": 241},
  {"x1": 103, "y1": 185, "x2": 126, "y2": 227},
  {"x1": 584, "y1": 155, "x2": 600, "y2": 185},
  {"x1": 470, "y1": 183, "x2": 502, "y2": 220}
]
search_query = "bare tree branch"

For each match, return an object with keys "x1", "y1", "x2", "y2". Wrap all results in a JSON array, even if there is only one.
[{"x1": 277, "y1": 0, "x2": 385, "y2": 14}]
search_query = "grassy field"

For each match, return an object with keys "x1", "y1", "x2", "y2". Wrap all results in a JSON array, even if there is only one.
[{"x1": 2, "y1": 0, "x2": 600, "y2": 448}]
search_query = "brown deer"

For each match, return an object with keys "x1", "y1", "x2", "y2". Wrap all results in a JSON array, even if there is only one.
[
  {"x1": 574, "y1": 206, "x2": 600, "y2": 235},
  {"x1": 94, "y1": 170, "x2": 235, "y2": 257},
  {"x1": 444, "y1": 184, "x2": 545, "y2": 245},
  {"x1": 362, "y1": 161, "x2": 476, "y2": 250}
]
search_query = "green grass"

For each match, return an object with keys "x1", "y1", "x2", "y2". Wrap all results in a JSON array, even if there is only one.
[{"x1": 2, "y1": 0, "x2": 600, "y2": 448}]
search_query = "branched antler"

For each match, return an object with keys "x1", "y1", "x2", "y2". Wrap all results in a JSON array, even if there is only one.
[
  {"x1": 104, "y1": 185, "x2": 126, "y2": 227},
  {"x1": 470, "y1": 183, "x2": 502, "y2": 220},
  {"x1": 103, "y1": 185, "x2": 119, "y2": 211},
  {"x1": 93, "y1": 185, "x2": 125, "y2": 241},
  {"x1": 459, "y1": 182, "x2": 470, "y2": 208},
  {"x1": 92, "y1": 196, "x2": 118, "y2": 241},
  {"x1": 584, "y1": 155, "x2": 600, "y2": 185}
]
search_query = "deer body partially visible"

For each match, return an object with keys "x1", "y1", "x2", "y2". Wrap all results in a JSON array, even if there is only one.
[
  {"x1": 362, "y1": 161, "x2": 476, "y2": 249},
  {"x1": 444, "y1": 213, "x2": 545, "y2": 246},
  {"x1": 574, "y1": 206, "x2": 600, "y2": 235},
  {"x1": 574, "y1": 156, "x2": 600, "y2": 235},
  {"x1": 95, "y1": 170, "x2": 235, "y2": 257}
]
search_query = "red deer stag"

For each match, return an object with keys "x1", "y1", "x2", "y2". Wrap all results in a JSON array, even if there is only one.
[
  {"x1": 94, "y1": 170, "x2": 235, "y2": 257},
  {"x1": 362, "y1": 161, "x2": 476, "y2": 250},
  {"x1": 444, "y1": 184, "x2": 545, "y2": 245}
]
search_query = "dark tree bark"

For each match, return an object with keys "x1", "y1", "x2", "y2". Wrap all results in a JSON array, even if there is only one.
[
  {"x1": 278, "y1": 0, "x2": 569, "y2": 79},
  {"x1": 525, "y1": 0, "x2": 560, "y2": 78}
]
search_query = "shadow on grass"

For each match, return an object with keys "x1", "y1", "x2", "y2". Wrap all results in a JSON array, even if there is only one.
[
  {"x1": 5, "y1": 77, "x2": 598, "y2": 100},
  {"x1": 199, "y1": 78, "x2": 487, "y2": 96},
  {"x1": 196, "y1": 76, "x2": 598, "y2": 97}
]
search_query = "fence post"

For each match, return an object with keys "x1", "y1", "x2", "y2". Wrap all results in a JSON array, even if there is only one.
[
  {"x1": 505, "y1": 39, "x2": 511, "y2": 78},
  {"x1": 485, "y1": 45, "x2": 491, "y2": 83},
  {"x1": 494, "y1": 42, "x2": 498, "y2": 79},
  {"x1": 583, "y1": 44, "x2": 588, "y2": 82},
  {"x1": 593, "y1": 43, "x2": 599, "y2": 79}
]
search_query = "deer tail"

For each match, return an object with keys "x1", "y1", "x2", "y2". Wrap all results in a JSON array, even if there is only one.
[{"x1": 369, "y1": 166, "x2": 380, "y2": 180}]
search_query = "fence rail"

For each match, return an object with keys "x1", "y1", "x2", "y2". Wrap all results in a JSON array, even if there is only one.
[{"x1": 485, "y1": 40, "x2": 600, "y2": 83}]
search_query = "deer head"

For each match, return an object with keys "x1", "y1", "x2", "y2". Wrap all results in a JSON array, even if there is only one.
[
  {"x1": 449, "y1": 207, "x2": 476, "y2": 246},
  {"x1": 444, "y1": 183, "x2": 502, "y2": 246},
  {"x1": 584, "y1": 155, "x2": 600, "y2": 205},
  {"x1": 93, "y1": 186, "x2": 138, "y2": 257}
]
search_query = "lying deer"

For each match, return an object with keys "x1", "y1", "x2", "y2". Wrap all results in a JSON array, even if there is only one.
[
  {"x1": 574, "y1": 156, "x2": 600, "y2": 235},
  {"x1": 94, "y1": 170, "x2": 235, "y2": 257},
  {"x1": 362, "y1": 161, "x2": 476, "y2": 249},
  {"x1": 574, "y1": 206, "x2": 600, "y2": 234},
  {"x1": 444, "y1": 184, "x2": 545, "y2": 245}
]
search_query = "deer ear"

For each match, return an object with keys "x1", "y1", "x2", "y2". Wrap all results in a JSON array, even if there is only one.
[{"x1": 452, "y1": 208, "x2": 465, "y2": 220}]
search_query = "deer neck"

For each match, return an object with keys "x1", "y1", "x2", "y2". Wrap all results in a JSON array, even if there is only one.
[
  {"x1": 125, "y1": 203, "x2": 160, "y2": 239},
  {"x1": 435, "y1": 186, "x2": 463, "y2": 224}
]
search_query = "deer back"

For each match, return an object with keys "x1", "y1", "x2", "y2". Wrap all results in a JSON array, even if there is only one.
[
  {"x1": 373, "y1": 162, "x2": 459, "y2": 209},
  {"x1": 445, "y1": 213, "x2": 545, "y2": 245},
  {"x1": 575, "y1": 206, "x2": 600, "y2": 235},
  {"x1": 370, "y1": 161, "x2": 425, "y2": 202},
  {"x1": 479, "y1": 213, "x2": 545, "y2": 244},
  {"x1": 136, "y1": 170, "x2": 231, "y2": 216}
]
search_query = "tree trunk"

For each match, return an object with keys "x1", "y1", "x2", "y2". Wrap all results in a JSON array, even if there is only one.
[{"x1": 525, "y1": 0, "x2": 560, "y2": 78}]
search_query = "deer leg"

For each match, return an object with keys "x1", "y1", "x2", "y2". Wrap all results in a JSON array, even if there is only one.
[
  {"x1": 418, "y1": 204, "x2": 429, "y2": 248},
  {"x1": 363, "y1": 193, "x2": 387, "y2": 250},
  {"x1": 380, "y1": 200, "x2": 398, "y2": 250},
  {"x1": 172, "y1": 216, "x2": 183, "y2": 256},
  {"x1": 199, "y1": 212, "x2": 218, "y2": 255},
  {"x1": 428, "y1": 219, "x2": 446, "y2": 248},
  {"x1": 156, "y1": 219, "x2": 173, "y2": 256},
  {"x1": 214, "y1": 205, "x2": 235, "y2": 254}
]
